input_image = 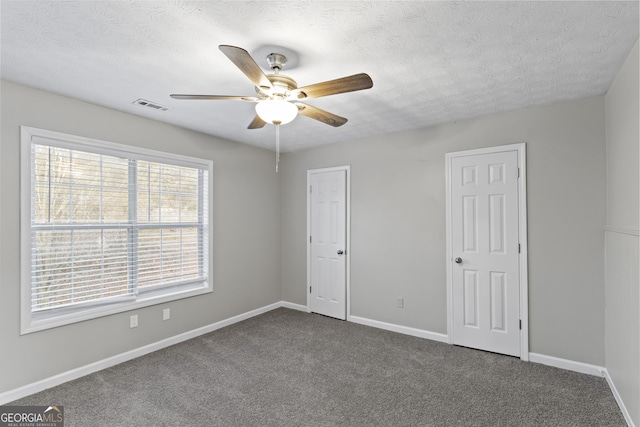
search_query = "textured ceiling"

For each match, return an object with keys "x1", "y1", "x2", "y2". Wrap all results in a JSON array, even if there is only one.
[{"x1": 1, "y1": 1, "x2": 638, "y2": 152}]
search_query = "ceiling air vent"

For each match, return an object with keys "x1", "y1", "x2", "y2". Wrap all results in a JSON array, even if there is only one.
[{"x1": 133, "y1": 99, "x2": 168, "y2": 112}]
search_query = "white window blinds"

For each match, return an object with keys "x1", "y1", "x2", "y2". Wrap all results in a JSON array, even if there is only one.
[
  {"x1": 31, "y1": 145, "x2": 132, "y2": 310},
  {"x1": 21, "y1": 127, "x2": 212, "y2": 332}
]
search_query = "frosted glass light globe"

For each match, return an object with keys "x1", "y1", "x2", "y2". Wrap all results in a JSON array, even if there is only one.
[{"x1": 255, "y1": 99, "x2": 298, "y2": 125}]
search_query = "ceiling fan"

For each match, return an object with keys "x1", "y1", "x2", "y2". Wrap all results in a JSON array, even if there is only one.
[
  {"x1": 171, "y1": 45, "x2": 373, "y2": 171},
  {"x1": 171, "y1": 45, "x2": 373, "y2": 130}
]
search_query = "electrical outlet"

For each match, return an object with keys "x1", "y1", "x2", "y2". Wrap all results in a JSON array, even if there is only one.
[
  {"x1": 129, "y1": 314, "x2": 138, "y2": 328},
  {"x1": 397, "y1": 297, "x2": 404, "y2": 308},
  {"x1": 163, "y1": 308, "x2": 170, "y2": 321}
]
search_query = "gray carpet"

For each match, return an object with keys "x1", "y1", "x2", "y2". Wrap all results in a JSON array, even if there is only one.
[{"x1": 9, "y1": 308, "x2": 625, "y2": 426}]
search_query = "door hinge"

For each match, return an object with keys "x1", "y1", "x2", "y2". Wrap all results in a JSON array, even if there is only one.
[
  {"x1": 517, "y1": 167, "x2": 520, "y2": 178},
  {"x1": 309, "y1": 286, "x2": 312, "y2": 294},
  {"x1": 518, "y1": 243, "x2": 521, "y2": 253},
  {"x1": 519, "y1": 319, "x2": 522, "y2": 330},
  {"x1": 310, "y1": 236, "x2": 312, "y2": 243},
  {"x1": 309, "y1": 185, "x2": 312, "y2": 193}
]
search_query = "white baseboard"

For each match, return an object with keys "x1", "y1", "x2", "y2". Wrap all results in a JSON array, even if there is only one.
[
  {"x1": 528, "y1": 352, "x2": 605, "y2": 377},
  {"x1": 349, "y1": 315, "x2": 449, "y2": 343},
  {"x1": 0, "y1": 301, "x2": 288, "y2": 405},
  {"x1": 604, "y1": 370, "x2": 636, "y2": 427},
  {"x1": 527, "y1": 354, "x2": 634, "y2": 426},
  {"x1": 279, "y1": 301, "x2": 307, "y2": 312},
  {"x1": 283, "y1": 305, "x2": 448, "y2": 344},
  {"x1": 279, "y1": 304, "x2": 448, "y2": 343}
]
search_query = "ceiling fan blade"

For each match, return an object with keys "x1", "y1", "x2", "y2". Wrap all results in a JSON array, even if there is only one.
[
  {"x1": 294, "y1": 103, "x2": 348, "y2": 127},
  {"x1": 219, "y1": 45, "x2": 273, "y2": 91},
  {"x1": 248, "y1": 115, "x2": 267, "y2": 129},
  {"x1": 290, "y1": 73, "x2": 373, "y2": 99},
  {"x1": 170, "y1": 94, "x2": 258, "y2": 101}
]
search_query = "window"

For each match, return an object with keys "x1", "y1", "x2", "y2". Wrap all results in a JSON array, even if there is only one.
[{"x1": 20, "y1": 126, "x2": 212, "y2": 333}]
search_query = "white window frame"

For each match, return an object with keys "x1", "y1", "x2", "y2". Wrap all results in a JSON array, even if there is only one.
[{"x1": 20, "y1": 126, "x2": 214, "y2": 334}]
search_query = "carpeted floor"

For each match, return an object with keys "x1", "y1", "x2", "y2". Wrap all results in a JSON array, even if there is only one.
[{"x1": 9, "y1": 308, "x2": 625, "y2": 426}]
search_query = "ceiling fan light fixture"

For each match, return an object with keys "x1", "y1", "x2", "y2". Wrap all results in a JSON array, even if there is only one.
[{"x1": 255, "y1": 99, "x2": 298, "y2": 125}]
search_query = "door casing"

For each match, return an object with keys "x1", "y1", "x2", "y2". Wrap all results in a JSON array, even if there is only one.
[
  {"x1": 445, "y1": 143, "x2": 529, "y2": 361},
  {"x1": 307, "y1": 165, "x2": 351, "y2": 319}
]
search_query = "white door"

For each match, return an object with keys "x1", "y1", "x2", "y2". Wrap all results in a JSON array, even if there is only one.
[
  {"x1": 309, "y1": 169, "x2": 347, "y2": 320},
  {"x1": 450, "y1": 149, "x2": 521, "y2": 357}
]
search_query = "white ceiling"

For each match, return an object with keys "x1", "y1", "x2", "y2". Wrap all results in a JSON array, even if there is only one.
[{"x1": 1, "y1": 1, "x2": 638, "y2": 152}]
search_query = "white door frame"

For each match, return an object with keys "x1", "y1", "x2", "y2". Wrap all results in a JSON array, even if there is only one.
[
  {"x1": 445, "y1": 143, "x2": 529, "y2": 361},
  {"x1": 307, "y1": 165, "x2": 351, "y2": 320}
]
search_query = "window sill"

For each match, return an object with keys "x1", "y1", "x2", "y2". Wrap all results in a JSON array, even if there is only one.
[{"x1": 21, "y1": 282, "x2": 212, "y2": 335}]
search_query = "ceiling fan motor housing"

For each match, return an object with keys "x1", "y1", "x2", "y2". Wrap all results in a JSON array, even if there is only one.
[{"x1": 259, "y1": 74, "x2": 298, "y2": 98}]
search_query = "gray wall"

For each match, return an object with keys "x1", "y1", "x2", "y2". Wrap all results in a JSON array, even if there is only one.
[
  {"x1": 0, "y1": 80, "x2": 282, "y2": 394},
  {"x1": 2, "y1": 73, "x2": 626, "y2": 397},
  {"x1": 281, "y1": 96, "x2": 607, "y2": 365},
  {"x1": 605, "y1": 39, "x2": 639, "y2": 425}
]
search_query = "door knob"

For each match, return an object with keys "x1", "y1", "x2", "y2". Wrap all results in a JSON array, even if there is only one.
[
  {"x1": 337, "y1": 250, "x2": 344, "y2": 255},
  {"x1": 455, "y1": 257, "x2": 462, "y2": 264}
]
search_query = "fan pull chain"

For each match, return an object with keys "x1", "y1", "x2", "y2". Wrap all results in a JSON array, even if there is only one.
[{"x1": 275, "y1": 122, "x2": 281, "y2": 172}]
